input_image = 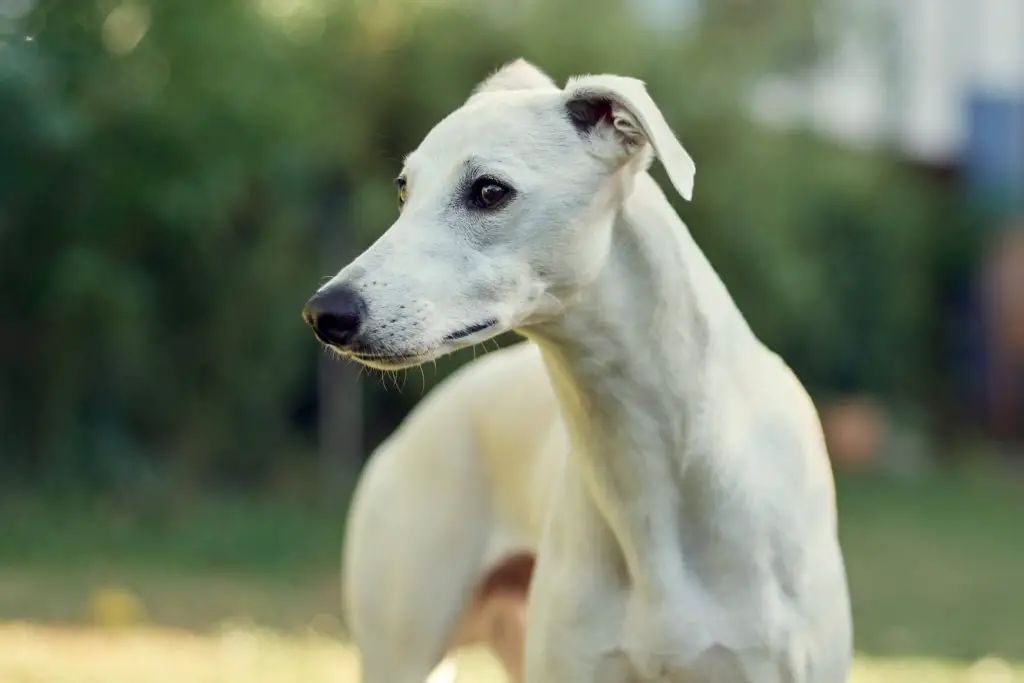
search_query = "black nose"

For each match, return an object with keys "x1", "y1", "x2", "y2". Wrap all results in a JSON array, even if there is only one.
[{"x1": 302, "y1": 285, "x2": 367, "y2": 348}]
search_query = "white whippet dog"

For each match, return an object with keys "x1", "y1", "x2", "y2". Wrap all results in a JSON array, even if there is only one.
[{"x1": 304, "y1": 59, "x2": 852, "y2": 683}]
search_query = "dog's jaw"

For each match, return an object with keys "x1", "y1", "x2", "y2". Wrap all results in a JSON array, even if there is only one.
[
  {"x1": 344, "y1": 351, "x2": 433, "y2": 372},
  {"x1": 327, "y1": 318, "x2": 505, "y2": 370}
]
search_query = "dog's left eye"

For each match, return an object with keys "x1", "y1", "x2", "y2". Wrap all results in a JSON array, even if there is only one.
[{"x1": 470, "y1": 179, "x2": 512, "y2": 210}]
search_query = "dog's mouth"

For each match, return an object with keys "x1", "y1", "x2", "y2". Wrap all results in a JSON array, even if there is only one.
[
  {"x1": 443, "y1": 319, "x2": 498, "y2": 342},
  {"x1": 317, "y1": 319, "x2": 500, "y2": 371},
  {"x1": 346, "y1": 351, "x2": 429, "y2": 371}
]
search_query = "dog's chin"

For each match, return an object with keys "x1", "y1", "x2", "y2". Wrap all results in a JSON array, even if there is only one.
[
  {"x1": 323, "y1": 320, "x2": 509, "y2": 371},
  {"x1": 340, "y1": 349, "x2": 435, "y2": 371}
]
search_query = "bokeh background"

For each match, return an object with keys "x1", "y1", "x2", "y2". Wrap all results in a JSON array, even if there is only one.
[{"x1": 1, "y1": 0, "x2": 1023, "y2": 680}]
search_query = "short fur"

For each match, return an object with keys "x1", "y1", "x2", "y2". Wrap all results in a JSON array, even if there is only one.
[
  {"x1": 306, "y1": 60, "x2": 853, "y2": 683},
  {"x1": 343, "y1": 341, "x2": 558, "y2": 683}
]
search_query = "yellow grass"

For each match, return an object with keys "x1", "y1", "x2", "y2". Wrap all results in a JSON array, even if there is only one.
[{"x1": 1, "y1": 623, "x2": 1022, "y2": 683}]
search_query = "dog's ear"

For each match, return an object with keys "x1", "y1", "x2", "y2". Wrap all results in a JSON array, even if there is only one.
[
  {"x1": 564, "y1": 75, "x2": 695, "y2": 202},
  {"x1": 473, "y1": 59, "x2": 557, "y2": 95}
]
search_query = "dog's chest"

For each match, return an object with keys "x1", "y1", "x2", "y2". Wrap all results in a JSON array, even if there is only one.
[
  {"x1": 614, "y1": 590, "x2": 786, "y2": 683},
  {"x1": 533, "y1": 573, "x2": 793, "y2": 683}
]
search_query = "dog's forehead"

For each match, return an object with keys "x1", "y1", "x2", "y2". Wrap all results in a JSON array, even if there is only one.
[{"x1": 404, "y1": 91, "x2": 569, "y2": 177}]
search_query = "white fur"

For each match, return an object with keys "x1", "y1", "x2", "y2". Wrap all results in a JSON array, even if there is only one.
[
  {"x1": 316, "y1": 60, "x2": 853, "y2": 683},
  {"x1": 343, "y1": 341, "x2": 559, "y2": 683}
]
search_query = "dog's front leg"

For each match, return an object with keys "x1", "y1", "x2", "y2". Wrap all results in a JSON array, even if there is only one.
[{"x1": 523, "y1": 464, "x2": 632, "y2": 683}]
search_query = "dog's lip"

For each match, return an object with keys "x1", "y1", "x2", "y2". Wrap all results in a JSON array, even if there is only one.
[
  {"x1": 317, "y1": 318, "x2": 501, "y2": 370},
  {"x1": 345, "y1": 349, "x2": 431, "y2": 370},
  {"x1": 348, "y1": 350, "x2": 420, "y2": 363},
  {"x1": 443, "y1": 319, "x2": 498, "y2": 342}
]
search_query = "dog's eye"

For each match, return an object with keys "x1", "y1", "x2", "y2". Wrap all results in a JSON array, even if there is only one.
[
  {"x1": 470, "y1": 179, "x2": 512, "y2": 210},
  {"x1": 395, "y1": 176, "x2": 408, "y2": 210}
]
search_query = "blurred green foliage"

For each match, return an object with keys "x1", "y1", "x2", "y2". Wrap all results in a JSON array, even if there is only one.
[{"x1": 0, "y1": 0, "x2": 968, "y2": 492}]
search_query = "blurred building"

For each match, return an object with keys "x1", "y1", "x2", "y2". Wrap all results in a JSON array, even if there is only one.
[{"x1": 745, "y1": 0, "x2": 1023, "y2": 195}]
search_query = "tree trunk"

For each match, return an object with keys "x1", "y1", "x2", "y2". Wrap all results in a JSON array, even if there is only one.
[
  {"x1": 315, "y1": 173, "x2": 363, "y2": 502},
  {"x1": 318, "y1": 354, "x2": 363, "y2": 501}
]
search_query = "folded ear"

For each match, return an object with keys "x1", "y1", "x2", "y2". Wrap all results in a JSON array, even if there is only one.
[
  {"x1": 564, "y1": 75, "x2": 695, "y2": 202},
  {"x1": 473, "y1": 59, "x2": 558, "y2": 96}
]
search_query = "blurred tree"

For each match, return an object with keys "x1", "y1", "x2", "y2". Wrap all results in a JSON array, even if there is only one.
[{"x1": 0, "y1": 0, "x2": 334, "y2": 493}]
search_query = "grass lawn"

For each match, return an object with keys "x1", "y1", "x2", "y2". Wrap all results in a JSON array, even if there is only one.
[
  {"x1": 1, "y1": 622, "x2": 1022, "y2": 683},
  {"x1": 0, "y1": 469, "x2": 1021, "y2": 680},
  {"x1": 835, "y1": 470, "x2": 1024, "y2": 660}
]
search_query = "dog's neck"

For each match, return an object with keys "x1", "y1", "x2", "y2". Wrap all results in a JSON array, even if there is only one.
[{"x1": 525, "y1": 172, "x2": 750, "y2": 596}]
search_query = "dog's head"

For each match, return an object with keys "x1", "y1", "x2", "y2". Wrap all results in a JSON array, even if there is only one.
[{"x1": 303, "y1": 59, "x2": 695, "y2": 369}]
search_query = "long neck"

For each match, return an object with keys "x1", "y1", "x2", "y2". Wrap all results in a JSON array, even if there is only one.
[{"x1": 525, "y1": 173, "x2": 749, "y2": 592}]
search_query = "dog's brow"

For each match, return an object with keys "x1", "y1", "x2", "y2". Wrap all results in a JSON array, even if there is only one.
[
  {"x1": 462, "y1": 156, "x2": 520, "y2": 189},
  {"x1": 464, "y1": 157, "x2": 484, "y2": 179},
  {"x1": 393, "y1": 176, "x2": 406, "y2": 187}
]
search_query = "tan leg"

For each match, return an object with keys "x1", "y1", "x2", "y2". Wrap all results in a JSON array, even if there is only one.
[
  {"x1": 481, "y1": 592, "x2": 527, "y2": 683},
  {"x1": 458, "y1": 552, "x2": 533, "y2": 683}
]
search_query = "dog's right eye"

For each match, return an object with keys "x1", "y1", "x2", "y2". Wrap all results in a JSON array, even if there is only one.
[{"x1": 469, "y1": 178, "x2": 513, "y2": 210}]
